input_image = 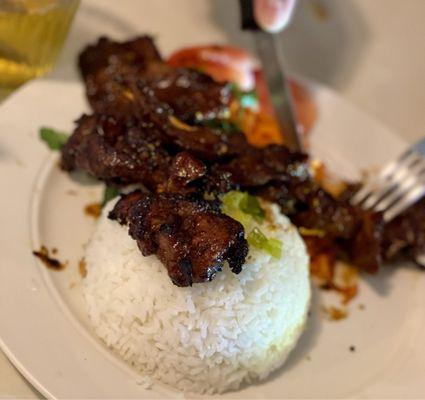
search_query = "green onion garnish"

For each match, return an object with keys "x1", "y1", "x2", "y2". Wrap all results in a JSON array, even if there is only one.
[
  {"x1": 39, "y1": 127, "x2": 69, "y2": 150},
  {"x1": 222, "y1": 191, "x2": 265, "y2": 224},
  {"x1": 248, "y1": 228, "x2": 282, "y2": 258},
  {"x1": 263, "y1": 237, "x2": 282, "y2": 259},
  {"x1": 247, "y1": 227, "x2": 268, "y2": 247},
  {"x1": 222, "y1": 191, "x2": 282, "y2": 258},
  {"x1": 239, "y1": 192, "x2": 265, "y2": 222}
]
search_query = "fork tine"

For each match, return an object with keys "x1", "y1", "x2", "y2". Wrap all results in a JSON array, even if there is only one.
[
  {"x1": 360, "y1": 181, "x2": 396, "y2": 209},
  {"x1": 361, "y1": 154, "x2": 424, "y2": 209},
  {"x1": 350, "y1": 167, "x2": 394, "y2": 205},
  {"x1": 374, "y1": 170, "x2": 425, "y2": 212},
  {"x1": 353, "y1": 138, "x2": 425, "y2": 221},
  {"x1": 384, "y1": 184, "x2": 425, "y2": 222},
  {"x1": 350, "y1": 150, "x2": 418, "y2": 205}
]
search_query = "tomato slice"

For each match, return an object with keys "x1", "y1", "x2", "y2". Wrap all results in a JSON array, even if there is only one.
[{"x1": 168, "y1": 45, "x2": 256, "y2": 90}]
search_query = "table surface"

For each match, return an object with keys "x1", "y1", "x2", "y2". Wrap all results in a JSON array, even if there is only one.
[{"x1": 1, "y1": 0, "x2": 425, "y2": 398}]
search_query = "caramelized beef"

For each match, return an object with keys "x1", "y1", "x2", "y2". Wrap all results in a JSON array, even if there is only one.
[
  {"x1": 109, "y1": 192, "x2": 248, "y2": 286},
  {"x1": 61, "y1": 114, "x2": 171, "y2": 188},
  {"x1": 61, "y1": 86, "x2": 248, "y2": 189},
  {"x1": 143, "y1": 64, "x2": 231, "y2": 122},
  {"x1": 214, "y1": 145, "x2": 309, "y2": 189},
  {"x1": 348, "y1": 211, "x2": 384, "y2": 273},
  {"x1": 108, "y1": 189, "x2": 145, "y2": 225},
  {"x1": 62, "y1": 35, "x2": 425, "y2": 284},
  {"x1": 79, "y1": 36, "x2": 162, "y2": 79},
  {"x1": 382, "y1": 198, "x2": 425, "y2": 265},
  {"x1": 61, "y1": 114, "x2": 212, "y2": 195},
  {"x1": 116, "y1": 77, "x2": 247, "y2": 162},
  {"x1": 163, "y1": 151, "x2": 207, "y2": 194},
  {"x1": 79, "y1": 37, "x2": 230, "y2": 123},
  {"x1": 79, "y1": 36, "x2": 162, "y2": 115}
]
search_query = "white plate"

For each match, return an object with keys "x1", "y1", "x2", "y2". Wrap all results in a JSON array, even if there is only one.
[{"x1": 0, "y1": 78, "x2": 424, "y2": 399}]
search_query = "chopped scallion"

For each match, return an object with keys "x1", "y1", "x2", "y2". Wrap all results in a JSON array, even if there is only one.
[
  {"x1": 222, "y1": 190, "x2": 264, "y2": 223},
  {"x1": 247, "y1": 227, "x2": 268, "y2": 248},
  {"x1": 239, "y1": 193, "x2": 265, "y2": 222},
  {"x1": 264, "y1": 237, "x2": 282, "y2": 258},
  {"x1": 248, "y1": 228, "x2": 282, "y2": 258}
]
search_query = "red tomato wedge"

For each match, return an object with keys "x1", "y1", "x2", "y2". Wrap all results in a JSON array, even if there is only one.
[{"x1": 168, "y1": 45, "x2": 256, "y2": 91}]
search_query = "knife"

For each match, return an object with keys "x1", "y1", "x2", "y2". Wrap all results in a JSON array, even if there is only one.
[{"x1": 239, "y1": 0, "x2": 303, "y2": 152}]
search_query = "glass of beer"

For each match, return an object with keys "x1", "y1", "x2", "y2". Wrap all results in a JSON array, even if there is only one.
[{"x1": 0, "y1": 0, "x2": 79, "y2": 90}]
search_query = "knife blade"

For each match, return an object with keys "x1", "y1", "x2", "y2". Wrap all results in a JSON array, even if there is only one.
[
  {"x1": 253, "y1": 31, "x2": 302, "y2": 151},
  {"x1": 239, "y1": 0, "x2": 303, "y2": 151}
]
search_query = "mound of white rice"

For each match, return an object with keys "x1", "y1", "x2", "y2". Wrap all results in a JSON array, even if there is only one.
[{"x1": 83, "y1": 201, "x2": 310, "y2": 394}]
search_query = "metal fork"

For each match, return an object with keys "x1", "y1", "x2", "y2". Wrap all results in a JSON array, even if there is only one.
[{"x1": 350, "y1": 138, "x2": 425, "y2": 265}]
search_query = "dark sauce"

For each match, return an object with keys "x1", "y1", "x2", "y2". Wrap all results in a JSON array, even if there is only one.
[
  {"x1": 32, "y1": 246, "x2": 66, "y2": 271},
  {"x1": 84, "y1": 202, "x2": 101, "y2": 218}
]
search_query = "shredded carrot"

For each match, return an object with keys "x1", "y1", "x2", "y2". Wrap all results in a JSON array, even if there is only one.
[{"x1": 230, "y1": 101, "x2": 284, "y2": 148}]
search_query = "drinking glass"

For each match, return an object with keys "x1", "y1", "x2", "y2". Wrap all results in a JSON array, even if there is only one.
[{"x1": 0, "y1": 0, "x2": 79, "y2": 91}]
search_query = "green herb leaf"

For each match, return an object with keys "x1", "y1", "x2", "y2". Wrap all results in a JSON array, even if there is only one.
[
  {"x1": 39, "y1": 127, "x2": 69, "y2": 150},
  {"x1": 101, "y1": 186, "x2": 120, "y2": 208}
]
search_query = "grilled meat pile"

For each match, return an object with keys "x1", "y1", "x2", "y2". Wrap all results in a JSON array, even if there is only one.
[{"x1": 61, "y1": 36, "x2": 425, "y2": 286}]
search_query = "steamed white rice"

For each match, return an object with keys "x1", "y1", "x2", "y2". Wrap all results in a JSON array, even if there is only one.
[{"x1": 83, "y1": 200, "x2": 310, "y2": 394}]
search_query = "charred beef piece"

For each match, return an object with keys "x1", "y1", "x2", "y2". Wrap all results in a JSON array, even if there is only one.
[
  {"x1": 79, "y1": 36, "x2": 162, "y2": 79},
  {"x1": 162, "y1": 151, "x2": 207, "y2": 194},
  {"x1": 61, "y1": 114, "x2": 171, "y2": 188},
  {"x1": 348, "y1": 211, "x2": 385, "y2": 273},
  {"x1": 108, "y1": 190, "x2": 146, "y2": 225},
  {"x1": 213, "y1": 145, "x2": 309, "y2": 188},
  {"x1": 108, "y1": 76, "x2": 248, "y2": 162},
  {"x1": 382, "y1": 197, "x2": 425, "y2": 265},
  {"x1": 142, "y1": 64, "x2": 231, "y2": 123},
  {"x1": 79, "y1": 36, "x2": 162, "y2": 115},
  {"x1": 79, "y1": 36, "x2": 230, "y2": 122},
  {"x1": 61, "y1": 114, "x2": 209, "y2": 194},
  {"x1": 109, "y1": 191, "x2": 248, "y2": 286},
  {"x1": 257, "y1": 182, "x2": 385, "y2": 272},
  {"x1": 260, "y1": 178, "x2": 389, "y2": 272}
]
